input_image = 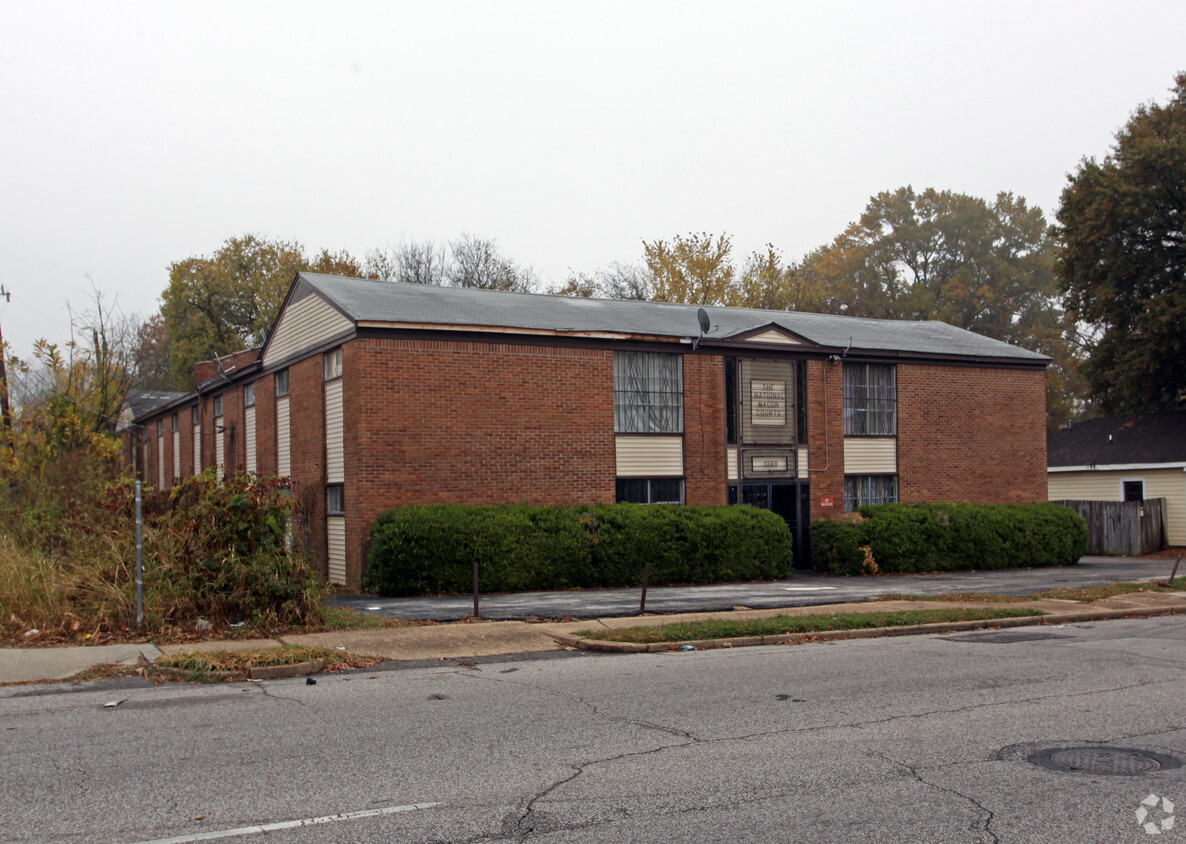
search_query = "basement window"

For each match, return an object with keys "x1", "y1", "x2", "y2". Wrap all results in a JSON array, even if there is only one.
[
  {"x1": 326, "y1": 483, "x2": 345, "y2": 515},
  {"x1": 845, "y1": 475, "x2": 898, "y2": 511},
  {"x1": 616, "y1": 478, "x2": 684, "y2": 505}
]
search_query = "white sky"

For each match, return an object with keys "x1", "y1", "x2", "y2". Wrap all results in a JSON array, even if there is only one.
[{"x1": 2, "y1": 0, "x2": 1184, "y2": 359}]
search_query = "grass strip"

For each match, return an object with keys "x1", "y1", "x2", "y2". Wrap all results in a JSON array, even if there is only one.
[
  {"x1": 1033, "y1": 577, "x2": 1186, "y2": 603},
  {"x1": 156, "y1": 645, "x2": 367, "y2": 674},
  {"x1": 870, "y1": 592, "x2": 1036, "y2": 603},
  {"x1": 576, "y1": 607, "x2": 1046, "y2": 644}
]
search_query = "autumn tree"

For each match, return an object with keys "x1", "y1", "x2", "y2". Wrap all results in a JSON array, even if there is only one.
[
  {"x1": 159, "y1": 235, "x2": 361, "y2": 386},
  {"x1": 641, "y1": 232, "x2": 737, "y2": 305},
  {"x1": 799, "y1": 187, "x2": 1084, "y2": 428},
  {"x1": 1057, "y1": 72, "x2": 1186, "y2": 413}
]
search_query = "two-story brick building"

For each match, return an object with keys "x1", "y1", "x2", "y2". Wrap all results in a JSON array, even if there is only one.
[{"x1": 122, "y1": 272, "x2": 1050, "y2": 589}]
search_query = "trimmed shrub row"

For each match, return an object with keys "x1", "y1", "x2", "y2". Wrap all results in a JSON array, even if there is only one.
[
  {"x1": 363, "y1": 503, "x2": 794, "y2": 596},
  {"x1": 811, "y1": 502, "x2": 1088, "y2": 575}
]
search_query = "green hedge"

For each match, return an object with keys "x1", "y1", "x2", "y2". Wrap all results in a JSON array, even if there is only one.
[
  {"x1": 363, "y1": 503, "x2": 794, "y2": 596},
  {"x1": 810, "y1": 503, "x2": 1088, "y2": 576}
]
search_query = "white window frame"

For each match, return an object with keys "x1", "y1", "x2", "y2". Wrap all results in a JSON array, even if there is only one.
[
  {"x1": 1120, "y1": 477, "x2": 1146, "y2": 502},
  {"x1": 843, "y1": 363, "x2": 897, "y2": 437},
  {"x1": 613, "y1": 351, "x2": 683, "y2": 434}
]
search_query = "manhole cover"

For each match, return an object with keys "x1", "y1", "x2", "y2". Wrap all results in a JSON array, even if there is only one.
[{"x1": 1028, "y1": 746, "x2": 1182, "y2": 776}]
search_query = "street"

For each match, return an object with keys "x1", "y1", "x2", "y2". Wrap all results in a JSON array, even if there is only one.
[{"x1": 3, "y1": 615, "x2": 1185, "y2": 842}]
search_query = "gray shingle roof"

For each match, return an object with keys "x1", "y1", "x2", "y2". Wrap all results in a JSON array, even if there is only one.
[
  {"x1": 1048, "y1": 411, "x2": 1186, "y2": 467},
  {"x1": 298, "y1": 273, "x2": 1049, "y2": 364}
]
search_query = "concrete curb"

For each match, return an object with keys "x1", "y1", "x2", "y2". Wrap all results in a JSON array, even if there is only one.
[{"x1": 550, "y1": 606, "x2": 1184, "y2": 653}]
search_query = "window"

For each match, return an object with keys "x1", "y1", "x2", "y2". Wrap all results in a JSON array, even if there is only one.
[
  {"x1": 845, "y1": 475, "x2": 898, "y2": 510},
  {"x1": 170, "y1": 413, "x2": 178, "y2": 431},
  {"x1": 213, "y1": 394, "x2": 223, "y2": 417},
  {"x1": 614, "y1": 351, "x2": 683, "y2": 433},
  {"x1": 275, "y1": 368, "x2": 289, "y2": 397},
  {"x1": 843, "y1": 363, "x2": 896, "y2": 436},
  {"x1": 244, "y1": 383, "x2": 255, "y2": 407},
  {"x1": 724, "y1": 357, "x2": 738, "y2": 444},
  {"x1": 1122, "y1": 480, "x2": 1145, "y2": 502},
  {"x1": 324, "y1": 348, "x2": 342, "y2": 380},
  {"x1": 326, "y1": 483, "x2": 345, "y2": 515},
  {"x1": 616, "y1": 478, "x2": 684, "y2": 504},
  {"x1": 796, "y1": 360, "x2": 808, "y2": 445},
  {"x1": 191, "y1": 405, "x2": 199, "y2": 425}
]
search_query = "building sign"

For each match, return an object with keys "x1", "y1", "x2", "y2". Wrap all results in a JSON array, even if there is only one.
[
  {"x1": 750, "y1": 455, "x2": 789, "y2": 473},
  {"x1": 750, "y1": 380, "x2": 786, "y2": 426},
  {"x1": 819, "y1": 497, "x2": 835, "y2": 508}
]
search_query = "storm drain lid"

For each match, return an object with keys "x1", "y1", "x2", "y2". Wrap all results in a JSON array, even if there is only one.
[{"x1": 1028, "y1": 746, "x2": 1182, "y2": 776}]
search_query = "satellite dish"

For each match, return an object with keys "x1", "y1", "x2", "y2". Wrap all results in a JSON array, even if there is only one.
[{"x1": 693, "y1": 308, "x2": 711, "y2": 350}]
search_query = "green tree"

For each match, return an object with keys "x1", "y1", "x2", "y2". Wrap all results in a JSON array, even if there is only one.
[
  {"x1": 160, "y1": 235, "x2": 361, "y2": 386},
  {"x1": 799, "y1": 187, "x2": 1084, "y2": 428},
  {"x1": 1057, "y1": 72, "x2": 1186, "y2": 413}
]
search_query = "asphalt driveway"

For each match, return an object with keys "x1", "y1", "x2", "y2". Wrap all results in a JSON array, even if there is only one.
[{"x1": 332, "y1": 555, "x2": 1182, "y2": 622}]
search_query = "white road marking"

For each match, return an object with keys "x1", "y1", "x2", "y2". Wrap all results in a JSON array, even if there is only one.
[
  {"x1": 132, "y1": 802, "x2": 443, "y2": 843},
  {"x1": 782, "y1": 586, "x2": 838, "y2": 591}
]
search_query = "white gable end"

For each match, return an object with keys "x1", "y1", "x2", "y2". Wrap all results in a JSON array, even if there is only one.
[
  {"x1": 263, "y1": 294, "x2": 353, "y2": 367},
  {"x1": 746, "y1": 329, "x2": 800, "y2": 345}
]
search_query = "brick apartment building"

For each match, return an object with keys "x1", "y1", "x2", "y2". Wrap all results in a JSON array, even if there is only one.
[{"x1": 121, "y1": 272, "x2": 1050, "y2": 589}]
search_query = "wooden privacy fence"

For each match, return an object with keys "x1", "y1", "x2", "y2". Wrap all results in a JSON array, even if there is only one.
[{"x1": 1053, "y1": 498, "x2": 1167, "y2": 556}]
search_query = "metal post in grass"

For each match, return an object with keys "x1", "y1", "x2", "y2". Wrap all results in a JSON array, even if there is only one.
[
  {"x1": 1170, "y1": 552, "x2": 1183, "y2": 585},
  {"x1": 472, "y1": 559, "x2": 480, "y2": 618},
  {"x1": 640, "y1": 560, "x2": 651, "y2": 614},
  {"x1": 135, "y1": 480, "x2": 143, "y2": 630}
]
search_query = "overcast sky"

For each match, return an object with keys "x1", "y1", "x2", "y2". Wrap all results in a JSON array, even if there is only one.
[{"x1": 2, "y1": 1, "x2": 1183, "y2": 360}]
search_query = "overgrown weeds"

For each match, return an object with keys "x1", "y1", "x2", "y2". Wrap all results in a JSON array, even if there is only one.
[{"x1": 0, "y1": 459, "x2": 327, "y2": 641}]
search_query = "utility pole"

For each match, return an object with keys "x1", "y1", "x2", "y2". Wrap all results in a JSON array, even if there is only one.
[{"x1": 0, "y1": 285, "x2": 11, "y2": 450}]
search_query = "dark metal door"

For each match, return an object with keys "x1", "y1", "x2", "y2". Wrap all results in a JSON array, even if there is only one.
[{"x1": 736, "y1": 481, "x2": 812, "y2": 569}]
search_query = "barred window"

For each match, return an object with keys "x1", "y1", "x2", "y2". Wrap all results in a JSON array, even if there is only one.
[
  {"x1": 616, "y1": 478, "x2": 684, "y2": 505},
  {"x1": 843, "y1": 363, "x2": 896, "y2": 436},
  {"x1": 614, "y1": 352, "x2": 683, "y2": 433},
  {"x1": 845, "y1": 475, "x2": 898, "y2": 511}
]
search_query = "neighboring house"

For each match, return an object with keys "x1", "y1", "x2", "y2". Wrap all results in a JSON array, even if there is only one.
[
  {"x1": 116, "y1": 389, "x2": 189, "y2": 486},
  {"x1": 120, "y1": 273, "x2": 1050, "y2": 589},
  {"x1": 1048, "y1": 411, "x2": 1186, "y2": 547}
]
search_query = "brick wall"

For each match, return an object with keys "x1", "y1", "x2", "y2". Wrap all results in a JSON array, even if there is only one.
[
  {"x1": 897, "y1": 363, "x2": 1047, "y2": 504},
  {"x1": 341, "y1": 337, "x2": 618, "y2": 589},
  {"x1": 254, "y1": 373, "x2": 277, "y2": 476},
  {"x1": 684, "y1": 353, "x2": 726, "y2": 505},
  {"x1": 289, "y1": 355, "x2": 327, "y2": 571},
  {"x1": 178, "y1": 403, "x2": 195, "y2": 479},
  {"x1": 805, "y1": 359, "x2": 846, "y2": 519}
]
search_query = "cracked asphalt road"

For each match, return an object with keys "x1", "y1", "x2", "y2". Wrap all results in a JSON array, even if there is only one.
[{"x1": 2, "y1": 615, "x2": 1184, "y2": 842}]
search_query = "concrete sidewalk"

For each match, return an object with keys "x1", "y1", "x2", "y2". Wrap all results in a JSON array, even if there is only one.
[{"x1": 2, "y1": 589, "x2": 1183, "y2": 686}]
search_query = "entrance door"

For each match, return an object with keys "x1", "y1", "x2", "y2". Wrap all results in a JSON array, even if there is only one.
[{"x1": 730, "y1": 481, "x2": 812, "y2": 569}]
